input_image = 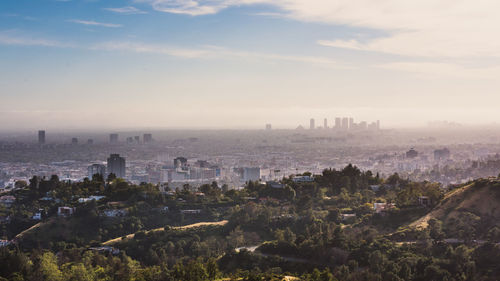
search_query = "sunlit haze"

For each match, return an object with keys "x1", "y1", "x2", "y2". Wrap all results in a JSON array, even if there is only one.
[{"x1": 2, "y1": 0, "x2": 500, "y2": 129}]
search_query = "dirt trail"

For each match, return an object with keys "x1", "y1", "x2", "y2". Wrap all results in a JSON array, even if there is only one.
[
  {"x1": 409, "y1": 184, "x2": 472, "y2": 230},
  {"x1": 102, "y1": 220, "x2": 228, "y2": 245}
]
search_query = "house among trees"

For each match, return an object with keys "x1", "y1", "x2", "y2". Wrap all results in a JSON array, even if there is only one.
[
  {"x1": 32, "y1": 209, "x2": 44, "y2": 220},
  {"x1": 57, "y1": 207, "x2": 75, "y2": 217},
  {"x1": 78, "y1": 195, "x2": 105, "y2": 203},
  {"x1": 0, "y1": 195, "x2": 15, "y2": 207},
  {"x1": 103, "y1": 209, "x2": 128, "y2": 217},
  {"x1": 373, "y1": 202, "x2": 395, "y2": 213},
  {"x1": 341, "y1": 213, "x2": 356, "y2": 221},
  {"x1": 89, "y1": 246, "x2": 120, "y2": 255},
  {"x1": 292, "y1": 175, "x2": 314, "y2": 183},
  {"x1": 418, "y1": 196, "x2": 431, "y2": 206},
  {"x1": 180, "y1": 209, "x2": 201, "y2": 214},
  {"x1": 267, "y1": 181, "x2": 284, "y2": 188}
]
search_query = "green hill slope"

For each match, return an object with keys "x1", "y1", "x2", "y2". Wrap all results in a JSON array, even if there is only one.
[{"x1": 408, "y1": 178, "x2": 500, "y2": 239}]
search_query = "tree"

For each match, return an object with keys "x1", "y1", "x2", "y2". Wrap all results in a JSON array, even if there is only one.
[
  {"x1": 63, "y1": 263, "x2": 95, "y2": 281},
  {"x1": 185, "y1": 260, "x2": 208, "y2": 281},
  {"x1": 423, "y1": 264, "x2": 451, "y2": 281},
  {"x1": 428, "y1": 219, "x2": 444, "y2": 241},
  {"x1": 14, "y1": 181, "x2": 27, "y2": 189},
  {"x1": 206, "y1": 258, "x2": 219, "y2": 280},
  {"x1": 319, "y1": 268, "x2": 335, "y2": 281},
  {"x1": 106, "y1": 173, "x2": 116, "y2": 183},
  {"x1": 227, "y1": 226, "x2": 245, "y2": 248},
  {"x1": 36, "y1": 252, "x2": 63, "y2": 281},
  {"x1": 369, "y1": 250, "x2": 386, "y2": 274},
  {"x1": 487, "y1": 226, "x2": 500, "y2": 242}
]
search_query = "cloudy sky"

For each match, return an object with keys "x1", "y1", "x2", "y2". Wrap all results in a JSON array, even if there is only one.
[{"x1": 1, "y1": 0, "x2": 500, "y2": 129}]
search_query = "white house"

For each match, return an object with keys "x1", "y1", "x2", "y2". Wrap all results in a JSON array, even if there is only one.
[
  {"x1": 58, "y1": 207, "x2": 76, "y2": 217},
  {"x1": 292, "y1": 175, "x2": 314, "y2": 183},
  {"x1": 0, "y1": 240, "x2": 11, "y2": 247},
  {"x1": 78, "y1": 195, "x2": 105, "y2": 203},
  {"x1": 0, "y1": 195, "x2": 15, "y2": 207},
  {"x1": 373, "y1": 203, "x2": 395, "y2": 213},
  {"x1": 32, "y1": 212, "x2": 42, "y2": 220},
  {"x1": 103, "y1": 209, "x2": 128, "y2": 217}
]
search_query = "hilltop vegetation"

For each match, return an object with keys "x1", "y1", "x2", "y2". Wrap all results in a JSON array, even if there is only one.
[
  {"x1": 3, "y1": 165, "x2": 500, "y2": 280},
  {"x1": 405, "y1": 178, "x2": 500, "y2": 242}
]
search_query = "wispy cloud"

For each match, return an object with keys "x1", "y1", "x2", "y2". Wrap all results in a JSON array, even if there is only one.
[
  {"x1": 91, "y1": 41, "x2": 341, "y2": 68},
  {"x1": 135, "y1": 0, "x2": 238, "y2": 16},
  {"x1": 91, "y1": 41, "x2": 209, "y2": 58},
  {"x1": 138, "y1": 0, "x2": 500, "y2": 59},
  {"x1": 68, "y1": 19, "x2": 122, "y2": 28},
  {"x1": 0, "y1": 32, "x2": 72, "y2": 48},
  {"x1": 317, "y1": 39, "x2": 365, "y2": 51},
  {"x1": 2, "y1": 13, "x2": 37, "y2": 21},
  {"x1": 3, "y1": 31, "x2": 497, "y2": 78},
  {"x1": 0, "y1": 31, "x2": 336, "y2": 67},
  {"x1": 103, "y1": 6, "x2": 147, "y2": 15},
  {"x1": 203, "y1": 45, "x2": 339, "y2": 67},
  {"x1": 249, "y1": 12, "x2": 285, "y2": 18},
  {"x1": 377, "y1": 61, "x2": 500, "y2": 80}
]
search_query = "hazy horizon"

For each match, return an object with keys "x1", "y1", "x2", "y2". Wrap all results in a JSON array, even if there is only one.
[{"x1": 2, "y1": 0, "x2": 500, "y2": 129}]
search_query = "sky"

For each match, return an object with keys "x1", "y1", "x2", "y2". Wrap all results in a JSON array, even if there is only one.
[{"x1": 2, "y1": 0, "x2": 500, "y2": 130}]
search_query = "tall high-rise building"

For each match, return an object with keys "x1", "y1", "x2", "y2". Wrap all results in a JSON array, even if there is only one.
[
  {"x1": 434, "y1": 148, "x2": 451, "y2": 161},
  {"x1": 38, "y1": 130, "x2": 45, "y2": 145},
  {"x1": 349, "y1": 118, "x2": 354, "y2": 129},
  {"x1": 324, "y1": 118, "x2": 328, "y2": 129},
  {"x1": 341, "y1": 118, "x2": 349, "y2": 129},
  {"x1": 265, "y1": 124, "x2": 272, "y2": 130},
  {"x1": 88, "y1": 164, "x2": 106, "y2": 179},
  {"x1": 143, "y1": 133, "x2": 153, "y2": 143},
  {"x1": 240, "y1": 167, "x2": 260, "y2": 182},
  {"x1": 335, "y1": 118, "x2": 341, "y2": 129},
  {"x1": 376, "y1": 120, "x2": 380, "y2": 130},
  {"x1": 174, "y1": 157, "x2": 188, "y2": 170},
  {"x1": 109, "y1": 133, "x2": 119, "y2": 144},
  {"x1": 107, "y1": 154, "x2": 126, "y2": 178},
  {"x1": 310, "y1": 118, "x2": 315, "y2": 130},
  {"x1": 134, "y1": 136, "x2": 140, "y2": 144},
  {"x1": 71, "y1": 138, "x2": 78, "y2": 145}
]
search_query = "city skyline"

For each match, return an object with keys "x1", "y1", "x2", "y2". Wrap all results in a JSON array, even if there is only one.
[{"x1": 2, "y1": 1, "x2": 500, "y2": 129}]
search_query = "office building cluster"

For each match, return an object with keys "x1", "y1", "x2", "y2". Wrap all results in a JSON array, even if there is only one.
[
  {"x1": 308, "y1": 117, "x2": 380, "y2": 130},
  {"x1": 36, "y1": 131, "x2": 153, "y2": 146},
  {"x1": 113, "y1": 133, "x2": 154, "y2": 144},
  {"x1": 88, "y1": 154, "x2": 127, "y2": 180},
  {"x1": 159, "y1": 157, "x2": 221, "y2": 188},
  {"x1": 233, "y1": 167, "x2": 261, "y2": 182}
]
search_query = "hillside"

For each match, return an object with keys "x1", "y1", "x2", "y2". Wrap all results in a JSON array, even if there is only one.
[
  {"x1": 102, "y1": 220, "x2": 228, "y2": 245},
  {"x1": 408, "y1": 178, "x2": 500, "y2": 238}
]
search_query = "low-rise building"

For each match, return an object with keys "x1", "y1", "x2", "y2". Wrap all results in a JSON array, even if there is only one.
[
  {"x1": 292, "y1": 175, "x2": 314, "y2": 183},
  {"x1": 0, "y1": 195, "x2": 15, "y2": 207},
  {"x1": 341, "y1": 213, "x2": 356, "y2": 221},
  {"x1": 58, "y1": 206, "x2": 76, "y2": 217},
  {"x1": 267, "y1": 181, "x2": 284, "y2": 188},
  {"x1": 103, "y1": 209, "x2": 128, "y2": 217},
  {"x1": 373, "y1": 202, "x2": 395, "y2": 213},
  {"x1": 32, "y1": 210, "x2": 43, "y2": 220},
  {"x1": 418, "y1": 196, "x2": 431, "y2": 206},
  {"x1": 180, "y1": 209, "x2": 201, "y2": 214},
  {"x1": 78, "y1": 195, "x2": 105, "y2": 203},
  {"x1": 89, "y1": 246, "x2": 120, "y2": 255}
]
